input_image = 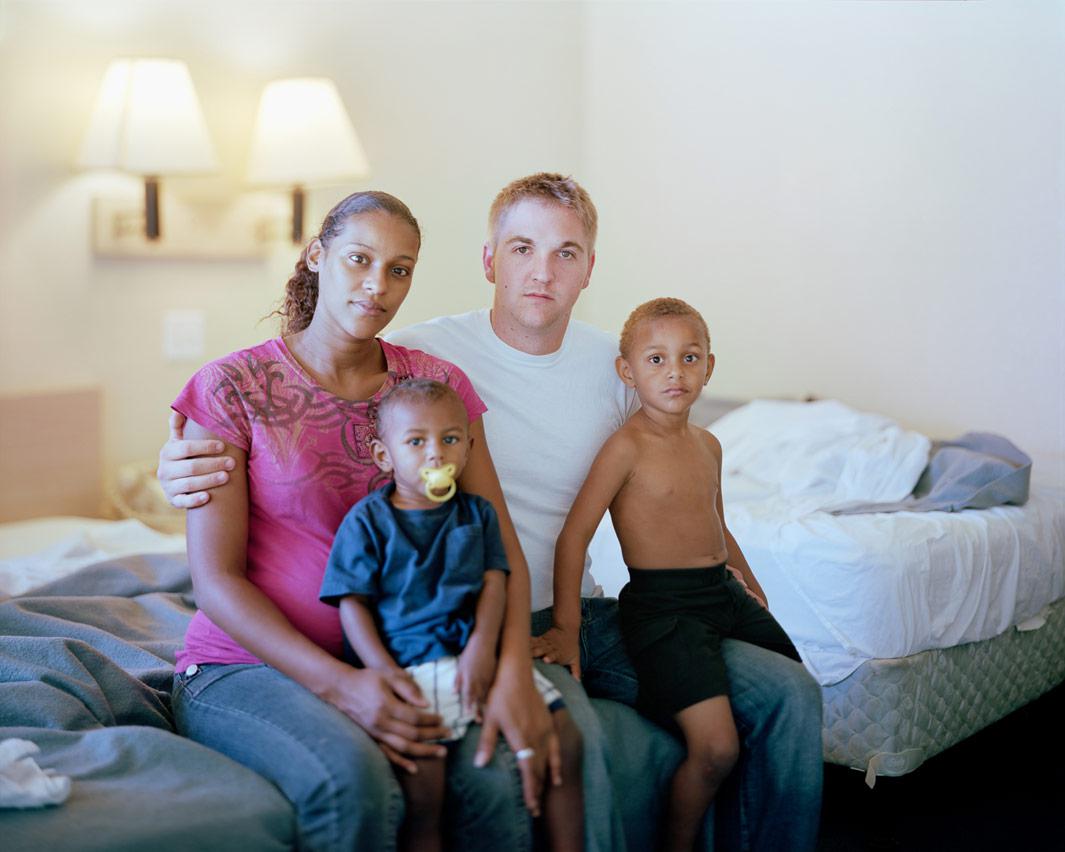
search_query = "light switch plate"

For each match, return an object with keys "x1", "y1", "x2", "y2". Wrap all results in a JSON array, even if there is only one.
[{"x1": 163, "y1": 310, "x2": 206, "y2": 362}]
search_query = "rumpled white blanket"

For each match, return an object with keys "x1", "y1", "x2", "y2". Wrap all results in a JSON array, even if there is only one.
[
  {"x1": 712, "y1": 399, "x2": 931, "y2": 515},
  {"x1": 0, "y1": 739, "x2": 71, "y2": 808}
]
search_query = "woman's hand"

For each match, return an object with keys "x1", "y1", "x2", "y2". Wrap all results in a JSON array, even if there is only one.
[
  {"x1": 474, "y1": 663, "x2": 560, "y2": 817},
  {"x1": 458, "y1": 421, "x2": 559, "y2": 812},
  {"x1": 529, "y1": 625, "x2": 581, "y2": 680},
  {"x1": 323, "y1": 665, "x2": 450, "y2": 774},
  {"x1": 157, "y1": 411, "x2": 235, "y2": 508}
]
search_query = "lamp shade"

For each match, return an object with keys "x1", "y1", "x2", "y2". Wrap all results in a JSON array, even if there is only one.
[
  {"x1": 78, "y1": 58, "x2": 218, "y2": 176},
  {"x1": 247, "y1": 78, "x2": 369, "y2": 186}
]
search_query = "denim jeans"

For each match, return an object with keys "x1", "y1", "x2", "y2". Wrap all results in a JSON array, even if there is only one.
[
  {"x1": 534, "y1": 596, "x2": 824, "y2": 852},
  {"x1": 172, "y1": 663, "x2": 529, "y2": 852},
  {"x1": 531, "y1": 658, "x2": 626, "y2": 852}
]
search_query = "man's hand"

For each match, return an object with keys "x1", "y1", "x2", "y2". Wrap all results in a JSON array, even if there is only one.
[
  {"x1": 474, "y1": 664, "x2": 560, "y2": 817},
  {"x1": 529, "y1": 625, "x2": 581, "y2": 681},
  {"x1": 157, "y1": 411, "x2": 235, "y2": 508},
  {"x1": 455, "y1": 637, "x2": 497, "y2": 722},
  {"x1": 726, "y1": 563, "x2": 767, "y2": 609}
]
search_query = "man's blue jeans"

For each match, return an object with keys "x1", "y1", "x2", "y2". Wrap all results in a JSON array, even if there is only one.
[
  {"x1": 533, "y1": 596, "x2": 824, "y2": 852},
  {"x1": 172, "y1": 663, "x2": 531, "y2": 852}
]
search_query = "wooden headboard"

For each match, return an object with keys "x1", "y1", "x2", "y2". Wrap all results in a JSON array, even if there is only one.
[{"x1": 0, "y1": 387, "x2": 104, "y2": 522}]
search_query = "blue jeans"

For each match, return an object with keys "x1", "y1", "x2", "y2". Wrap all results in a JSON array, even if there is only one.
[
  {"x1": 532, "y1": 659, "x2": 626, "y2": 852},
  {"x1": 172, "y1": 663, "x2": 529, "y2": 852},
  {"x1": 534, "y1": 596, "x2": 824, "y2": 852}
]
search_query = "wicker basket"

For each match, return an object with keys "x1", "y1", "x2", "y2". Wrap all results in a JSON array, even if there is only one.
[{"x1": 107, "y1": 459, "x2": 186, "y2": 535}]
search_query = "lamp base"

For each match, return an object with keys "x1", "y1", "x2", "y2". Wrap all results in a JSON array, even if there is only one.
[
  {"x1": 145, "y1": 176, "x2": 161, "y2": 240},
  {"x1": 291, "y1": 185, "x2": 305, "y2": 244}
]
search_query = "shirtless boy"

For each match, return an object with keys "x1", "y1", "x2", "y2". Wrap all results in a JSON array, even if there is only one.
[{"x1": 552, "y1": 297, "x2": 802, "y2": 852}]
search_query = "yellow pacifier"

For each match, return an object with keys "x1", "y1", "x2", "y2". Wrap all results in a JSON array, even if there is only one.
[{"x1": 420, "y1": 464, "x2": 457, "y2": 503}]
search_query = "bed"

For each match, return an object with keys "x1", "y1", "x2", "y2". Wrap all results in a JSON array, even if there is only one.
[
  {"x1": 2, "y1": 391, "x2": 1062, "y2": 847},
  {"x1": 590, "y1": 397, "x2": 1065, "y2": 785},
  {"x1": 0, "y1": 389, "x2": 297, "y2": 848}
]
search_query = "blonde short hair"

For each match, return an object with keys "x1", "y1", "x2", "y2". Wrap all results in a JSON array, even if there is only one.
[
  {"x1": 488, "y1": 172, "x2": 598, "y2": 249},
  {"x1": 619, "y1": 298, "x2": 711, "y2": 359}
]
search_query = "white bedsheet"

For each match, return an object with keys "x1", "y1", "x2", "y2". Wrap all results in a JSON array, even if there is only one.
[
  {"x1": 729, "y1": 487, "x2": 1065, "y2": 684},
  {"x1": 0, "y1": 517, "x2": 185, "y2": 597},
  {"x1": 588, "y1": 401, "x2": 1065, "y2": 685}
]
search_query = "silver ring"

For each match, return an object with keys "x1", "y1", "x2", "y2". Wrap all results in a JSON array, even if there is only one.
[{"x1": 515, "y1": 747, "x2": 536, "y2": 761}]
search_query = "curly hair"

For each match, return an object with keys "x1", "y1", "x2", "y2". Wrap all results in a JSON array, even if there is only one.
[
  {"x1": 487, "y1": 172, "x2": 597, "y2": 249},
  {"x1": 619, "y1": 297, "x2": 711, "y2": 359},
  {"x1": 271, "y1": 191, "x2": 421, "y2": 335},
  {"x1": 374, "y1": 378, "x2": 465, "y2": 439}
]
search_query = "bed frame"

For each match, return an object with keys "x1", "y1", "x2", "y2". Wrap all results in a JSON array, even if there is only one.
[
  {"x1": 0, "y1": 387, "x2": 104, "y2": 522},
  {"x1": 822, "y1": 595, "x2": 1065, "y2": 785}
]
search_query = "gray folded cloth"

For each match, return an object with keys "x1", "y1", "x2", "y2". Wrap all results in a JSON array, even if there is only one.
[{"x1": 831, "y1": 432, "x2": 1031, "y2": 515}]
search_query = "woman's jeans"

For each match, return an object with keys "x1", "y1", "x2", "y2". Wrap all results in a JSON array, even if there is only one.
[{"x1": 172, "y1": 663, "x2": 530, "y2": 852}]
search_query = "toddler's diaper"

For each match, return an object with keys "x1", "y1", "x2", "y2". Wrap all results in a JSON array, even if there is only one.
[{"x1": 406, "y1": 656, "x2": 564, "y2": 741}]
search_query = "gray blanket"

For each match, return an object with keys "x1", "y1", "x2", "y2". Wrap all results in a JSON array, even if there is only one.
[
  {"x1": 0, "y1": 554, "x2": 295, "y2": 851},
  {"x1": 832, "y1": 432, "x2": 1031, "y2": 515}
]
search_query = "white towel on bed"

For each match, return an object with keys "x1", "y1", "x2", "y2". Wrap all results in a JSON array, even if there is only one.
[{"x1": 0, "y1": 739, "x2": 71, "y2": 808}]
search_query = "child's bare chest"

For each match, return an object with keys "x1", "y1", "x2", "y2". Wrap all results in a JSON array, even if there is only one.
[{"x1": 626, "y1": 439, "x2": 719, "y2": 508}]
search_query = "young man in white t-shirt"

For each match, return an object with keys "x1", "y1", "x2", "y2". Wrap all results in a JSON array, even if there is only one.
[{"x1": 159, "y1": 173, "x2": 823, "y2": 851}]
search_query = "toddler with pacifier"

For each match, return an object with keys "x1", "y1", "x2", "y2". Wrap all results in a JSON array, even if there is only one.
[{"x1": 320, "y1": 377, "x2": 583, "y2": 852}]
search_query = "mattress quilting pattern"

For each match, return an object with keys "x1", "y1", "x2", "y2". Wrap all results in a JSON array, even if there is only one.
[{"x1": 821, "y1": 594, "x2": 1065, "y2": 781}]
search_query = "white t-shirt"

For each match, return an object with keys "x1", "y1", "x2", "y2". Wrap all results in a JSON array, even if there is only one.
[{"x1": 387, "y1": 308, "x2": 636, "y2": 611}]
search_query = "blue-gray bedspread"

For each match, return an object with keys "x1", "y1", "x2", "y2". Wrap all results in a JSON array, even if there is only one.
[{"x1": 0, "y1": 554, "x2": 295, "y2": 851}]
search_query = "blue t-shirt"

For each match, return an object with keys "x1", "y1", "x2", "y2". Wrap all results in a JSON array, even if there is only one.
[{"x1": 320, "y1": 484, "x2": 510, "y2": 668}]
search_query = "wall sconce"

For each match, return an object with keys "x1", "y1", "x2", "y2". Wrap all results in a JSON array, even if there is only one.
[
  {"x1": 247, "y1": 78, "x2": 370, "y2": 244},
  {"x1": 78, "y1": 58, "x2": 218, "y2": 241}
]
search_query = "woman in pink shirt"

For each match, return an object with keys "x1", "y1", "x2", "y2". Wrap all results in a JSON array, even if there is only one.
[{"x1": 169, "y1": 191, "x2": 557, "y2": 851}]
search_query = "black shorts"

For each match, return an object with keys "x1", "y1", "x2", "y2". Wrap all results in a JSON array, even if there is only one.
[{"x1": 618, "y1": 564, "x2": 800, "y2": 720}]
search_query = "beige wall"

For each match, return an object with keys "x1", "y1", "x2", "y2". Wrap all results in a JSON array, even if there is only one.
[
  {"x1": 2, "y1": 1, "x2": 1062, "y2": 501},
  {"x1": 0, "y1": 0, "x2": 586, "y2": 480},
  {"x1": 581, "y1": 0, "x2": 1064, "y2": 486}
]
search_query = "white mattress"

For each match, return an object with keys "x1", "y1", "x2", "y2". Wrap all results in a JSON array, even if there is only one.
[
  {"x1": 726, "y1": 486, "x2": 1065, "y2": 684},
  {"x1": 588, "y1": 400, "x2": 1065, "y2": 686},
  {"x1": 592, "y1": 485, "x2": 1065, "y2": 686}
]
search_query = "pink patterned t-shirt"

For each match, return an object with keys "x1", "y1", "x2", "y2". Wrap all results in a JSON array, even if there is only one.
[{"x1": 172, "y1": 337, "x2": 487, "y2": 668}]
